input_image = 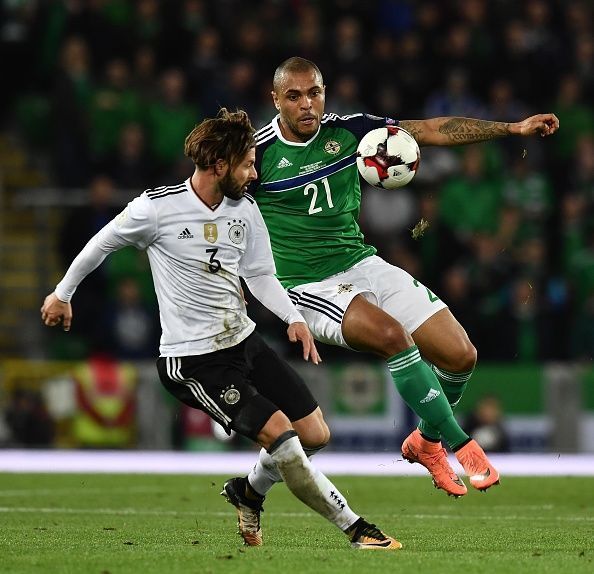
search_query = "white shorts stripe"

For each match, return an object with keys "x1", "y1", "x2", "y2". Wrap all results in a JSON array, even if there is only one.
[
  {"x1": 286, "y1": 256, "x2": 448, "y2": 349},
  {"x1": 166, "y1": 358, "x2": 231, "y2": 425},
  {"x1": 288, "y1": 290, "x2": 343, "y2": 323}
]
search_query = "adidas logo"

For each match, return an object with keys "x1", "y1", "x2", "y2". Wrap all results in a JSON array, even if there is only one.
[
  {"x1": 420, "y1": 388, "x2": 441, "y2": 404},
  {"x1": 177, "y1": 227, "x2": 194, "y2": 239},
  {"x1": 276, "y1": 157, "x2": 293, "y2": 168}
]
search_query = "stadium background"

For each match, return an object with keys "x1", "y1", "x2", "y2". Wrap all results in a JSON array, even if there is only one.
[{"x1": 0, "y1": 0, "x2": 593, "y2": 455}]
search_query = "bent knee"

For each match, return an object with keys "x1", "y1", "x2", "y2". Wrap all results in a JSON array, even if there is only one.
[
  {"x1": 292, "y1": 407, "x2": 330, "y2": 444},
  {"x1": 458, "y1": 342, "x2": 477, "y2": 371},
  {"x1": 442, "y1": 341, "x2": 477, "y2": 373},
  {"x1": 300, "y1": 424, "x2": 331, "y2": 449},
  {"x1": 295, "y1": 414, "x2": 331, "y2": 449},
  {"x1": 381, "y1": 324, "x2": 414, "y2": 358}
]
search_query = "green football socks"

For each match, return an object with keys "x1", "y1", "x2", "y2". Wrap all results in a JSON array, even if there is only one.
[
  {"x1": 387, "y1": 346, "x2": 469, "y2": 449},
  {"x1": 418, "y1": 366, "x2": 472, "y2": 440}
]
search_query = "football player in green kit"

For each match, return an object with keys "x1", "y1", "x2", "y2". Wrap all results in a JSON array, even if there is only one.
[{"x1": 222, "y1": 56, "x2": 559, "y2": 539}]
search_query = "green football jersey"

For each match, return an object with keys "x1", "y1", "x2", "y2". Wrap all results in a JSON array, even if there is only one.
[{"x1": 253, "y1": 113, "x2": 397, "y2": 289}]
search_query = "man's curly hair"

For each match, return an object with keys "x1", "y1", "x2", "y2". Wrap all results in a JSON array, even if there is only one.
[{"x1": 184, "y1": 108, "x2": 255, "y2": 170}]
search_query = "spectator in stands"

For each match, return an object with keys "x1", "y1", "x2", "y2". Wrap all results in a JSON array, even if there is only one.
[
  {"x1": 51, "y1": 36, "x2": 93, "y2": 187},
  {"x1": 502, "y1": 157, "x2": 553, "y2": 243},
  {"x1": 480, "y1": 276, "x2": 556, "y2": 362},
  {"x1": 145, "y1": 68, "x2": 199, "y2": 181},
  {"x1": 185, "y1": 28, "x2": 224, "y2": 116},
  {"x1": 573, "y1": 33, "x2": 594, "y2": 101},
  {"x1": 331, "y1": 16, "x2": 365, "y2": 79},
  {"x1": 102, "y1": 122, "x2": 153, "y2": 189},
  {"x1": 439, "y1": 146, "x2": 503, "y2": 242},
  {"x1": 464, "y1": 394, "x2": 510, "y2": 452},
  {"x1": 102, "y1": 277, "x2": 159, "y2": 360},
  {"x1": 326, "y1": 74, "x2": 365, "y2": 116},
  {"x1": 390, "y1": 32, "x2": 432, "y2": 115},
  {"x1": 293, "y1": 4, "x2": 325, "y2": 66},
  {"x1": 551, "y1": 74, "x2": 594, "y2": 175},
  {"x1": 89, "y1": 58, "x2": 143, "y2": 163},
  {"x1": 131, "y1": 44, "x2": 159, "y2": 101},
  {"x1": 496, "y1": 19, "x2": 535, "y2": 104},
  {"x1": 424, "y1": 67, "x2": 485, "y2": 120},
  {"x1": 220, "y1": 60, "x2": 260, "y2": 118}
]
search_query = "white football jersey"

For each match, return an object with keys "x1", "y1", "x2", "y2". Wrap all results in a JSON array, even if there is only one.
[{"x1": 92, "y1": 180, "x2": 276, "y2": 356}]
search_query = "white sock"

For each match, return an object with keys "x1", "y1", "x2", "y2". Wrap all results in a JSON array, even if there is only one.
[
  {"x1": 269, "y1": 434, "x2": 359, "y2": 531},
  {"x1": 247, "y1": 448, "x2": 279, "y2": 496},
  {"x1": 248, "y1": 444, "x2": 325, "y2": 496}
]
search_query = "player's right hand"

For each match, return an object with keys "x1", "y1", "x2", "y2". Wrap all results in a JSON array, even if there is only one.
[
  {"x1": 40, "y1": 292, "x2": 72, "y2": 332},
  {"x1": 287, "y1": 322, "x2": 322, "y2": 365}
]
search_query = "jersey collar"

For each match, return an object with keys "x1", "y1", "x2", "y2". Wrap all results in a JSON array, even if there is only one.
[
  {"x1": 185, "y1": 178, "x2": 226, "y2": 212},
  {"x1": 272, "y1": 114, "x2": 320, "y2": 147}
]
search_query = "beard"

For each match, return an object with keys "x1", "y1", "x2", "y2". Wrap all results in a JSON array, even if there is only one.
[
  {"x1": 218, "y1": 171, "x2": 245, "y2": 200},
  {"x1": 286, "y1": 117, "x2": 318, "y2": 142}
]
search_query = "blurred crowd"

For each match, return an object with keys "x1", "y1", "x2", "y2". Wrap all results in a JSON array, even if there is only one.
[{"x1": 1, "y1": 0, "x2": 594, "y2": 363}]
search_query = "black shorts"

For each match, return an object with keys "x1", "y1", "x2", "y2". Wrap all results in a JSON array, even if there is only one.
[{"x1": 156, "y1": 331, "x2": 318, "y2": 441}]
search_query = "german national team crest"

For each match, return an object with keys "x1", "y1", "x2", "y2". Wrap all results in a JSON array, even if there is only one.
[
  {"x1": 227, "y1": 219, "x2": 246, "y2": 244},
  {"x1": 221, "y1": 385, "x2": 240, "y2": 405},
  {"x1": 324, "y1": 140, "x2": 341, "y2": 155},
  {"x1": 338, "y1": 283, "x2": 354, "y2": 294},
  {"x1": 204, "y1": 223, "x2": 218, "y2": 243}
]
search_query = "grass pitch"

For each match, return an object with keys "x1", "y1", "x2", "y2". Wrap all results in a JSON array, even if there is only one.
[{"x1": 0, "y1": 473, "x2": 592, "y2": 574}]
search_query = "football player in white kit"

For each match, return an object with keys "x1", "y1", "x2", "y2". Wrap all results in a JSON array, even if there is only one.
[{"x1": 41, "y1": 109, "x2": 401, "y2": 550}]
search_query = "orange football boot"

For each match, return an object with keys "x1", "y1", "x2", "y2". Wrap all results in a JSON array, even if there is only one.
[
  {"x1": 402, "y1": 429, "x2": 467, "y2": 497},
  {"x1": 455, "y1": 439, "x2": 500, "y2": 491}
]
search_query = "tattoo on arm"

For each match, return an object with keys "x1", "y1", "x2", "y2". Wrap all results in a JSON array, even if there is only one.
[
  {"x1": 438, "y1": 118, "x2": 510, "y2": 143},
  {"x1": 398, "y1": 120, "x2": 423, "y2": 142}
]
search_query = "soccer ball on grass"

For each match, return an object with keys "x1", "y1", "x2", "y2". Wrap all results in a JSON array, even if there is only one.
[{"x1": 356, "y1": 126, "x2": 420, "y2": 189}]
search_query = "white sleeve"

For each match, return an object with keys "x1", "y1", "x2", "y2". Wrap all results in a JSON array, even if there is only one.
[
  {"x1": 55, "y1": 194, "x2": 157, "y2": 302},
  {"x1": 238, "y1": 200, "x2": 276, "y2": 278},
  {"x1": 106, "y1": 194, "x2": 158, "y2": 250},
  {"x1": 244, "y1": 274, "x2": 306, "y2": 325}
]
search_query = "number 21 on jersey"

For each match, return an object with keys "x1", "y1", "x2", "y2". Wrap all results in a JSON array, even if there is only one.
[{"x1": 304, "y1": 177, "x2": 334, "y2": 215}]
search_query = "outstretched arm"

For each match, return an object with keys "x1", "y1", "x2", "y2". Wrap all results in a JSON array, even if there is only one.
[
  {"x1": 40, "y1": 195, "x2": 155, "y2": 331},
  {"x1": 399, "y1": 113, "x2": 559, "y2": 146}
]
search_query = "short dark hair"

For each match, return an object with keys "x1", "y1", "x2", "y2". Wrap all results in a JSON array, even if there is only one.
[
  {"x1": 184, "y1": 108, "x2": 255, "y2": 170},
  {"x1": 273, "y1": 57, "x2": 323, "y2": 91}
]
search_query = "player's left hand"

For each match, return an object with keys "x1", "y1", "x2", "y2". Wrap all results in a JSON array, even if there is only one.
[
  {"x1": 516, "y1": 113, "x2": 559, "y2": 137},
  {"x1": 287, "y1": 322, "x2": 322, "y2": 365}
]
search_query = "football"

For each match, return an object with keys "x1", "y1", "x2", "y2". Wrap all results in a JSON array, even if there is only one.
[{"x1": 356, "y1": 126, "x2": 420, "y2": 189}]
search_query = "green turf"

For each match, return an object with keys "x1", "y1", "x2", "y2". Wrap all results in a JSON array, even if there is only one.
[{"x1": 0, "y1": 473, "x2": 592, "y2": 573}]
